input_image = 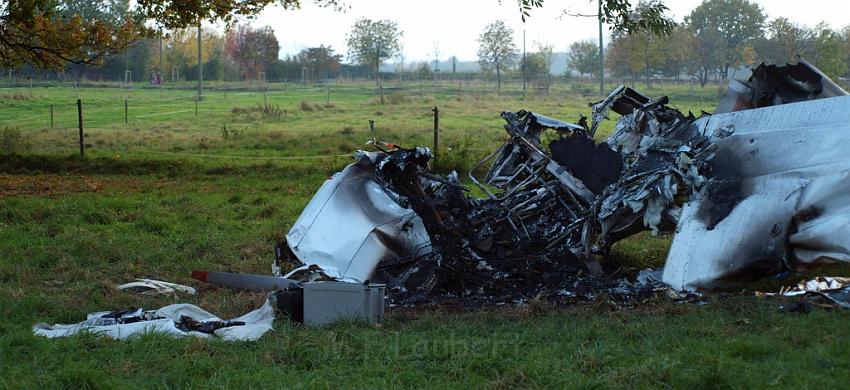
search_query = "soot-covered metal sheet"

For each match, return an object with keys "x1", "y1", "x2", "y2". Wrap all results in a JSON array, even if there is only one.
[
  {"x1": 663, "y1": 95, "x2": 850, "y2": 290},
  {"x1": 283, "y1": 152, "x2": 433, "y2": 283}
]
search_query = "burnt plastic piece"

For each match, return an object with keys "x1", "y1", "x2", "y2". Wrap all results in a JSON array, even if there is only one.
[
  {"x1": 176, "y1": 316, "x2": 246, "y2": 333},
  {"x1": 779, "y1": 301, "x2": 812, "y2": 314},
  {"x1": 100, "y1": 308, "x2": 147, "y2": 324},
  {"x1": 272, "y1": 287, "x2": 304, "y2": 323}
]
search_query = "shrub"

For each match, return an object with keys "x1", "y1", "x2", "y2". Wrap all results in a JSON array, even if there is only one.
[
  {"x1": 230, "y1": 104, "x2": 284, "y2": 122},
  {"x1": 299, "y1": 101, "x2": 314, "y2": 112},
  {"x1": 387, "y1": 93, "x2": 409, "y2": 105},
  {"x1": 0, "y1": 92, "x2": 29, "y2": 100},
  {"x1": 256, "y1": 103, "x2": 283, "y2": 119},
  {"x1": 0, "y1": 126, "x2": 31, "y2": 153}
]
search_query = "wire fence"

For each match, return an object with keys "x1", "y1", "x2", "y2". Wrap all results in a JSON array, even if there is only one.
[
  {"x1": 1, "y1": 84, "x2": 523, "y2": 161},
  {"x1": 0, "y1": 79, "x2": 718, "y2": 161}
]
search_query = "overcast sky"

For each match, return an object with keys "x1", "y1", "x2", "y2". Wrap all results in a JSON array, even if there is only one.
[{"x1": 246, "y1": 0, "x2": 850, "y2": 62}]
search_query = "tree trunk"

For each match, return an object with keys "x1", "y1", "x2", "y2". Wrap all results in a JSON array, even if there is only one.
[{"x1": 496, "y1": 65, "x2": 501, "y2": 94}]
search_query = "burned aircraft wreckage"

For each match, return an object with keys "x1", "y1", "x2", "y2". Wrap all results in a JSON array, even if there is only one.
[{"x1": 197, "y1": 60, "x2": 850, "y2": 307}]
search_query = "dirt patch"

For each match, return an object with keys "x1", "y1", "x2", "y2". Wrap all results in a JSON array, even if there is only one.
[
  {"x1": 0, "y1": 174, "x2": 104, "y2": 198},
  {"x1": 0, "y1": 174, "x2": 171, "y2": 198}
]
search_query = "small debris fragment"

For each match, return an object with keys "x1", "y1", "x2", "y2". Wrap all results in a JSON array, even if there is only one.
[
  {"x1": 779, "y1": 301, "x2": 812, "y2": 314},
  {"x1": 117, "y1": 279, "x2": 197, "y2": 295}
]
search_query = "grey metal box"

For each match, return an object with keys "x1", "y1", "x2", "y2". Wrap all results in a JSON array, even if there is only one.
[
  {"x1": 364, "y1": 284, "x2": 385, "y2": 325},
  {"x1": 302, "y1": 282, "x2": 385, "y2": 327}
]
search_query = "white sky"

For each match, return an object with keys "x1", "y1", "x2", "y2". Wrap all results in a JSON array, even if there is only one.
[{"x1": 246, "y1": 0, "x2": 850, "y2": 62}]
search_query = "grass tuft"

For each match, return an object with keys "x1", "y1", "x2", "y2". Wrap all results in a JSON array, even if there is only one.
[{"x1": 0, "y1": 126, "x2": 31, "y2": 154}]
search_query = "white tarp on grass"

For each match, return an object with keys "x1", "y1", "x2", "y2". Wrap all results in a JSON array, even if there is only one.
[{"x1": 33, "y1": 299, "x2": 275, "y2": 341}]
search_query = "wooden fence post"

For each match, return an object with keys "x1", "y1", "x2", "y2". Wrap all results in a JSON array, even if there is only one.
[
  {"x1": 77, "y1": 99, "x2": 84, "y2": 158},
  {"x1": 432, "y1": 106, "x2": 439, "y2": 168}
]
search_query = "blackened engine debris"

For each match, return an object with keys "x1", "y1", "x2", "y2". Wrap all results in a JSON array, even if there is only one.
[
  {"x1": 548, "y1": 135, "x2": 621, "y2": 195},
  {"x1": 364, "y1": 89, "x2": 713, "y2": 305}
]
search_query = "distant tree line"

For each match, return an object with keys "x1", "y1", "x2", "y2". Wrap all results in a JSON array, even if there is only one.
[
  {"x1": 473, "y1": 0, "x2": 850, "y2": 91},
  {"x1": 593, "y1": 0, "x2": 850, "y2": 86},
  {"x1": 6, "y1": 0, "x2": 850, "y2": 89},
  {"x1": 54, "y1": 24, "x2": 346, "y2": 84}
]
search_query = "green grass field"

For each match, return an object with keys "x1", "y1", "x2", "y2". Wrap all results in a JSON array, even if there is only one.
[{"x1": 2, "y1": 80, "x2": 850, "y2": 388}]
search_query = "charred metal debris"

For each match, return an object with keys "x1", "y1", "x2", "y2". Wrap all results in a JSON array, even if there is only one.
[
  {"x1": 195, "y1": 60, "x2": 850, "y2": 309},
  {"x1": 255, "y1": 84, "x2": 711, "y2": 307},
  {"x1": 350, "y1": 87, "x2": 710, "y2": 305}
]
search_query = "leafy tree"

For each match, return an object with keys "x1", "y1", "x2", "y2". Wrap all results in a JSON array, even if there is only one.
[
  {"x1": 202, "y1": 40, "x2": 226, "y2": 81},
  {"x1": 477, "y1": 20, "x2": 518, "y2": 93},
  {"x1": 533, "y1": 40, "x2": 555, "y2": 77},
  {"x1": 296, "y1": 45, "x2": 342, "y2": 80},
  {"x1": 596, "y1": 0, "x2": 675, "y2": 35},
  {"x1": 1, "y1": 0, "x2": 339, "y2": 70},
  {"x1": 755, "y1": 17, "x2": 814, "y2": 64},
  {"x1": 810, "y1": 24, "x2": 847, "y2": 80},
  {"x1": 160, "y1": 27, "x2": 225, "y2": 81},
  {"x1": 685, "y1": 23, "x2": 724, "y2": 87},
  {"x1": 59, "y1": 0, "x2": 131, "y2": 25},
  {"x1": 58, "y1": 0, "x2": 146, "y2": 80},
  {"x1": 568, "y1": 40, "x2": 599, "y2": 78},
  {"x1": 1, "y1": 0, "x2": 138, "y2": 69},
  {"x1": 737, "y1": 44, "x2": 757, "y2": 67},
  {"x1": 656, "y1": 24, "x2": 694, "y2": 79},
  {"x1": 224, "y1": 25, "x2": 279, "y2": 81},
  {"x1": 606, "y1": 30, "x2": 664, "y2": 87},
  {"x1": 269, "y1": 55, "x2": 302, "y2": 80},
  {"x1": 136, "y1": 0, "x2": 343, "y2": 31},
  {"x1": 520, "y1": 52, "x2": 547, "y2": 78},
  {"x1": 604, "y1": 37, "x2": 630, "y2": 79},
  {"x1": 415, "y1": 61, "x2": 432, "y2": 78},
  {"x1": 687, "y1": 0, "x2": 766, "y2": 78},
  {"x1": 109, "y1": 38, "x2": 159, "y2": 81},
  {"x1": 345, "y1": 18, "x2": 402, "y2": 86},
  {"x1": 839, "y1": 26, "x2": 850, "y2": 78},
  {"x1": 520, "y1": 0, "x2": 674, "y2": 35}
]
